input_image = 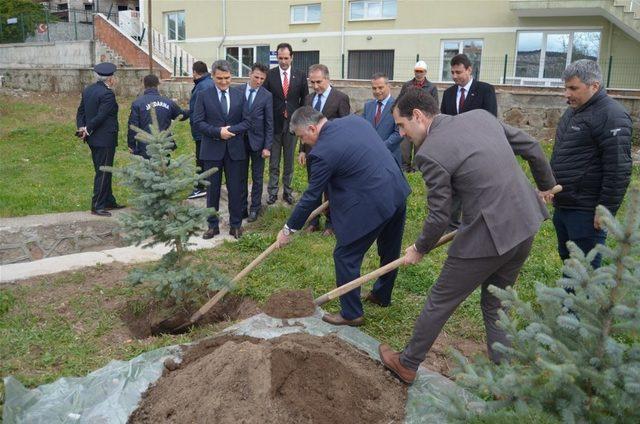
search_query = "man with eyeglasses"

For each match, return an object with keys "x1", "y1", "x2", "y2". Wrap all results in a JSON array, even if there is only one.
[
  {"x1": 300, "y1": 63, "x2": 351, "y2": 236},
  {"x1": 398, "y1": 61, "x2": 438, "y2": 173}
]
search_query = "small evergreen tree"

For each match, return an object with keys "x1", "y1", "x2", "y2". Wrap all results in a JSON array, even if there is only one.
[
  {"x1": 440, "y1": 185, "x2": 640, "y2": 424},
  {"x1": 103, "y1": 110, "x2": 230, "y2": 301}
]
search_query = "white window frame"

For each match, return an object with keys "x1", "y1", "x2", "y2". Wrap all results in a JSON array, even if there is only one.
[
  {"x1": 290, "y1": 3, "x2": 321, "y2": 24},
  {"x1": 164, "y1": 10, "x2": 185, "y2": 41},
  {"x1": 513, "y1": 29, "x2": 602, "y2": 85},
  {"x1": 349, "y1": 0, "x2": 397, "y2": 21},
  {"x1": 438, "y1": 39, "x2": 483, "y2": 83}
]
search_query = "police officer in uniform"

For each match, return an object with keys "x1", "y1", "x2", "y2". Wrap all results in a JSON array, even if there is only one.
[
  {"x1": 76, "y1": 62, "x2": 123, "y2": 217},
  {"x1": 127, "y1": 74, "x2": 187, "y2": 158}
]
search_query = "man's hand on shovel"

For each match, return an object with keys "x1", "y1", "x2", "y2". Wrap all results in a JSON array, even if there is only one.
[
  {"x1": 403, "y1": 244, "x2": 424, "y2": 265},
  {"x1": 276, "y1": 227, "x2": 292, "y2": 248}
]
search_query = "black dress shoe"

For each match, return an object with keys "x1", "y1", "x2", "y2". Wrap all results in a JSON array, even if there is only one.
[
  {"x1": 321, "y1": 313, "x2": 364, "y2": 327},
  {"x1": 202, "y1": 227, "x2": 220, "y2": 239},
  {"x1": 247, "y1": 210, "x2": 259, "y2": 222},
  {"x1": 267, "y1": 194, "x2": 277, "y2": 205},
  {"x1": 242, "y1": 210, "x2": 249, "y2": 219},
  {"x1": 91, "y1": 209, "x2": 112, "y2": 217},
  {"x1": 283, "y1": 194, "x2": 295, "y2": 205},
  {"x1": 106, "y1": 203, "x2": 126, "y2": 210},
  {"x1": 229, "y1": 227, "x2": 244, "y2": 239}
]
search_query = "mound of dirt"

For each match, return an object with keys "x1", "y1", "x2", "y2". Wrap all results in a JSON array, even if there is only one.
[
  {"x1": 261, "y1": 289, "x2": 316, "y2": 318},
  {"x1": 120, "y1": 294, "x2": 260, "y2": 339},
  {"x1": 128, "y1": 333, "x2": 407, "y2": 423}
]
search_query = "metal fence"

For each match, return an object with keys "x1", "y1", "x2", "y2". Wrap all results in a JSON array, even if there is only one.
[{"x1": 2, "y1": 10, "x2": 640, "y2": 90}]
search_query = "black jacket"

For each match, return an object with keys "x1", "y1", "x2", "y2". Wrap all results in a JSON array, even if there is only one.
[
  {"x1": 76, "y1": 81, "x2": 119, "y2": 148},
  {"x1": 399, "y1": 78, "x2": 439, "y2": 104},
  {"x1": 440, "y1": 79, "x2": 497, "y2": 117},
  {"x1": 127, "y1": 88, "x2": 186, "y2": 157},
  {"x1": 550, "y1": 88, "x2": 632, "y2": 214}
]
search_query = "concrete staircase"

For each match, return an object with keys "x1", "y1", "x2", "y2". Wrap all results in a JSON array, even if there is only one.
[
  {"x1": 510, "y1": 0, "x2": 640, "y2": 42},
  {"x1": 94, "y1": 41, "x2": 130, "y2": 68}
]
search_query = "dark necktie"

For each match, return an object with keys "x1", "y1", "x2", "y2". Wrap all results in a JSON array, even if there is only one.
[
  {"x1": 248, "y1": 88, "x2": 256, "y2": 109},
  {"x1": 314, "y1": 93, "x2": 322, "y2": 111},
  {"x1": 374, "y1": 101, "x2": 383, "y2": 125},
  {"x1": 458, "y1": 87, "x2": 465, "y2": 114},
  {"x1": 220, "y1": 90, "x2": 228, "y2": 118}
]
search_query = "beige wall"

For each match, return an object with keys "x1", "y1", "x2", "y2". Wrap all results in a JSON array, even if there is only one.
[{"x1": 149, "y1": 0, "x2": 640, "y2": 87}]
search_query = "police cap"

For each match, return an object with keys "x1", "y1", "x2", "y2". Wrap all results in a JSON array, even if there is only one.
[{"x1": 94, "y1": 62, "x2": 117, "y2": 76}]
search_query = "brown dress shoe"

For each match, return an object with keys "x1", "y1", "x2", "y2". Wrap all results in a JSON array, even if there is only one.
[
  {"x1": 378, "y1": 344, "x2": 416, "y2": 384},
  {"x1": 322, "y1": 227, "x2": 335, "y2": 237},
  {"x1": 363, "y1": 291, "x2": 388, "y2": 307},
  {"x1": 202, "y1": 227, "x2": 220, "y2": 239},
  {"x1": 321, "y1": 313, "x2": 364, "y2": 327},
  {"x1": 229, "y1": 227, "x2": 244, "y2": 239},
  {"x1": 304, "y1": 224, "x2": 319, "y2": 233}
]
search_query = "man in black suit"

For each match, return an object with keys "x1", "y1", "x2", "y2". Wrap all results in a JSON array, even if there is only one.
[
  {"x1": 440, "y1": 53, "x2": 498, "y2": 230},
  {"x1": 75, "y1": 62, "x2": 123, "y2": 217},
  {"x1": 300, "y1": 63, "x2": 350, "y2": 235},
  {"x1": 241, "y1": 63, "x2": 274, "y2": 223},
  {"x1": 192, "y1": 60, "x2": 251, "y2": 239},
  {"x1": 440, "y1": 53, "x2": 497, "y2": 117},
  {"x1": 262, "y1": 43, "x2": 309, "y2": 206}
]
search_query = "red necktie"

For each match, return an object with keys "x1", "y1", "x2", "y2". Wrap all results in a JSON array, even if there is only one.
[
  {"x1": 282, "y1": 71, "x2": 289, "y2": 117},
  {"x1": 458, "y1": 87, "x2": 465, "y2": 114},
  {"x1": 374, "y1": 101, "x2": 383, "y2": 125}
]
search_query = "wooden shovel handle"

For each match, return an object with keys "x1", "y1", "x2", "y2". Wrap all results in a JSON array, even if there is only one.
[
  {"x1": 314, "y1": 230, "x2": 457, "y2": 306},
  {"x1": 550, "y1": 185, "x2": 562, "y2": 195},
  {"x1": 189, "y1": 200, "x2": 330, "y2": 324}
]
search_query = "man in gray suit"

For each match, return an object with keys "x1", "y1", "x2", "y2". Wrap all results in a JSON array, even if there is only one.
[{"x1": 379, "y1": 89, "x2": 558, "y2": 384}]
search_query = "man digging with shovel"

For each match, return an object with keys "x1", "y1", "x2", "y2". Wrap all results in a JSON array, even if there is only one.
[
  {"x1": 379, "y1": 89, "x2": 559, "y2": 384},
  {"x1": 276, "y1": 106, "x2": 410, "y2": 326}
]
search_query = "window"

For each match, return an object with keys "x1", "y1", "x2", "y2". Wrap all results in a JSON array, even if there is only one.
[
  {"x1": 292, "y1": 51, "x2": 320, "y2": 74},
  {"x1": 515, "y1": 30, "x2": 601, "y2": 80},
  {"x1": 290, "y1": 4, "x2": 321, "y2": 24},
  {"x1": 164, "y1": 10, "x2": 185, "y2": 41},
  {"x1": 225, "y1": 46, "x2": 270, "y2": 77},
  {"x1": 440, "y1": 39, "x2": 483, "y2": 81},
  {"x1": 349, "y1": 0, "x2": 396, "y2": 21},
  {"x1": 348, "y1": 50, "x2": 394, "y2": 80}
]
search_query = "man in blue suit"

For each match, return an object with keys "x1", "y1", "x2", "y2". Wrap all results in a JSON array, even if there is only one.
[
  {"x1": 187, "y1": 61, "x2": 215, "y2": 199},
  {"x1": 276, "y1": 107, "x2": 411, "y2": 326},
  {"x1": 75, "y1": 62, "x2": 123, "y2": 217},
  {"x1": 192, "y1": 60, "x2": 251, "y2": 239},
  {"x1": 362, "y1": 72, "x2": 403, "y2": 164},
  {"x1": 241, "y1": 63, "x2": 274, "y2": 222}
]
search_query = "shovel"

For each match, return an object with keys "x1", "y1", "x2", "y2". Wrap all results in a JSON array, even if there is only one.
[
  {"x1": 314, "y1": 230, "x2": 456, "y2": 306},
  {"x1": 152, "y1": 200, "x2": 330, "y2": 335},
  {"x1": 313, "y1": 183, "x2": 562, "y2": 306}
]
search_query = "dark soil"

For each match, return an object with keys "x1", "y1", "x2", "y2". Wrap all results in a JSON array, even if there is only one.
[
  {"x1": 261, "y1": 289, "x2": 316, "y2": 318},
  {"x1": 120, "y1": 294, "x2": 261, "y2": 339},
  {"x1": 128, "y1": 333, "x2": 407, "y2": 424}
]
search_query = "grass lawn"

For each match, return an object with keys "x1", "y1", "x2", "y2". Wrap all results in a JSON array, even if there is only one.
[{"x1": 0, "y1": 91, "x2": 637, "y2": 419}]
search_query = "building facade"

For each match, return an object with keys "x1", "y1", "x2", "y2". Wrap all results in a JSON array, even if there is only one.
[{"x1": 144, "y1": 0, "x2": 640, "y2": 88}]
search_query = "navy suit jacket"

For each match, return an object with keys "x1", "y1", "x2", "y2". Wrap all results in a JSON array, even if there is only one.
[
  {"x1": 287, "y1": 115, "x2": 411, "y2": 246},
  {"x1": 362, "y1": 97, "x2": 402, "y2": 163},
  {"x1": 440, "y1": 79, "x2": 498, "y2": 117},
  {"x1": 242, "y1": 84, "x2": 274, "y2": 152},
  {"x1": 188, "y1": 73, "x2": 215, "y2": 141},
  {"x1": 192, "y1": 86, "x2": 250, "y2": 161},
  {"x1": 76, "y1": 81, "x2": 119, "y2": 148}
]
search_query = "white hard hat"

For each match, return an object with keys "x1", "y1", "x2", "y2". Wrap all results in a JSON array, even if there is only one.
[{"x1": 414, "y1": 60, "x2": 427, "y2": 71}]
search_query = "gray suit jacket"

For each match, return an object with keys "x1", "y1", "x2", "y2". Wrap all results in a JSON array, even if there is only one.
[{"x1": 414, "y1": 110, "x2": 556, "y2": 258}]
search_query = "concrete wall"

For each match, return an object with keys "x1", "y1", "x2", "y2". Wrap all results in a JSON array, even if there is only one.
[
  {"x1": 0, "y1": 67, "x2": 157, "y2": 97},
  {"x1": 0, "y1": 41, "x2": 94, "y2": 69},
  {"x1": 25, "y1": 22, "x2": 94, "y2": 43}
]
